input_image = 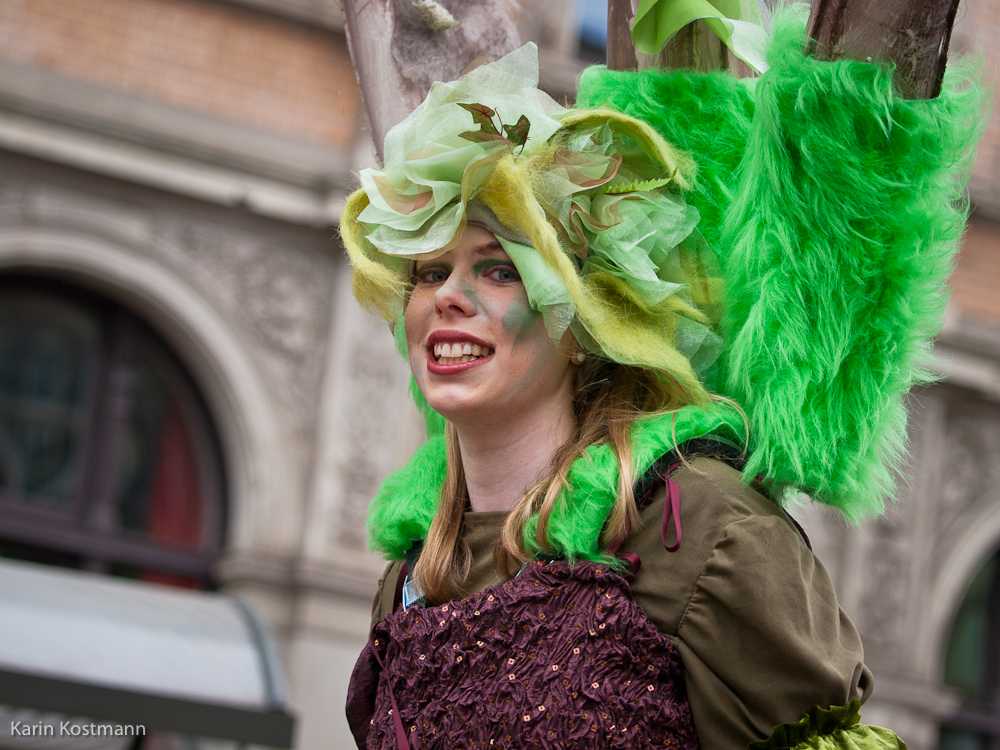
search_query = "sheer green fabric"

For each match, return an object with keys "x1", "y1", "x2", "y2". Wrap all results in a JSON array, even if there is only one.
[{"x1": 632, "y1": 0, "x2": 770, "y2": 72}]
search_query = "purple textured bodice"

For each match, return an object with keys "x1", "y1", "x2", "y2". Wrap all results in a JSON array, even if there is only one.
[{"x1": 348, "y1": 559, "x2": 700, "y2": 750}]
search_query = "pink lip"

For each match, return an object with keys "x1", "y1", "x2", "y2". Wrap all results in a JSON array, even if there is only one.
[{"x1": 425, "y1": 329, "x2": 494, "y2": 375}]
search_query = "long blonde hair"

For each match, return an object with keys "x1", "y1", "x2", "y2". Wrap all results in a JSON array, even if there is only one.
[{"x1": 413, "y1": 358, "x2": 689, "y2": 605}]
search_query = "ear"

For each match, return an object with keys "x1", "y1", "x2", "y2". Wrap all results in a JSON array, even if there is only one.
[{"x1": 560, "y1": 328, "x2": 586, "y2": 367}]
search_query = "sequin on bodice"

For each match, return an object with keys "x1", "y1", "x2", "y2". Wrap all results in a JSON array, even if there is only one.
[{"x1": 357, "y1": 560, "x2": 700, "y2": 750}]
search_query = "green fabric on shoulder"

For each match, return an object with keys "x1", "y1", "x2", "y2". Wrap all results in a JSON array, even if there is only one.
[
  {"x1": 750, "y1": 701, "x2": 906, "y2": 750},
  {"x1": 366, "y1": 404, "x2": 745, "y2": 561}
]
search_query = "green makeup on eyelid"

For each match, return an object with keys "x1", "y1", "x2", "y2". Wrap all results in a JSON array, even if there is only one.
[{"x1": 471, "y1": 258, "x2": 511, "y2": 275}]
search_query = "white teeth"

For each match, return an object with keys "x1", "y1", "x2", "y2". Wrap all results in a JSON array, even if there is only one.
[{"x1": 431, "y1": 341, "x2": 494, "y2": 363}]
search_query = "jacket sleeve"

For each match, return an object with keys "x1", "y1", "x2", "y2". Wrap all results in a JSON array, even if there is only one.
[
  {"x1": 674, "y1": 512, "x2": 872, "y2": 750},
  {"x1": 621, "y1": 458, "x2": 872, "y2": 750}
]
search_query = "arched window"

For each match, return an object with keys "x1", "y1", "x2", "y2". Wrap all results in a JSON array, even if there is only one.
[
  {"x1": 0, "y1": 276, "x2": 226, "y2": 588},
  {"x1": 940, "y1": 551, "x2": 1000, "y2": 750}
]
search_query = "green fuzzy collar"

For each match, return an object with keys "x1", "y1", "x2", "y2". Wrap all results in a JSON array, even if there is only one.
[{"x1": 366, "y1": 404, "x2": 745, "y2": 561}]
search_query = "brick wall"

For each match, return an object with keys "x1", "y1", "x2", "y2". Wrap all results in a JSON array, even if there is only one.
[
  {"x1": 945, "y1": 0, "x2": 1000, "y2": 324},
  {"x1": 951, "y1": 216, "x2": 1000, "y2": 322},
  {"x1": 0, "y1": 0, "x2": 360, "y2": 147},
  {"x1": 959, "y1": 0, "x2": 1000, "y2": 192}
]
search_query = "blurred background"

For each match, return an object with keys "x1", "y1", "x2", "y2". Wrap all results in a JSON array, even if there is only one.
[{"x1": 0, "y1": 1, "x2": 997, "y2": 749}]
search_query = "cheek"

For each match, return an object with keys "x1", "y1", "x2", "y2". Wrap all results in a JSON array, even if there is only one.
[
  {"x1": 500, "y1": 301, "x2": 570, "y2": 384},
  {"x1": 403, "y1": 292, "x2": 433, "y2": 372},
  {"x1": 404, "y1": 288, "x2": 433, "y2": 339},
  {"x1": 500, "y1": 297, "x2": 541, "y2": 345}
]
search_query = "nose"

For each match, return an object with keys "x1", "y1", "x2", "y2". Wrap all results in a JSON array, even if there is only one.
[{"x1": 434, "y1": 271, "x2": 477, "y2": 317}]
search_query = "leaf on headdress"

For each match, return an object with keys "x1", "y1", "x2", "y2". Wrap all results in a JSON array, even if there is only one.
[
  {"x1": 458, "y1": 103, "x2": 500, "y2": 136},
  {"x1": 503, "y1": 115, "x2": 531, "y2": 148},
  {"x1": 459, "y1": 130, "x2": 509, "y2": 143},
  {"x1": 594, "y1": 175, "x2": 673, "y2": 195}
]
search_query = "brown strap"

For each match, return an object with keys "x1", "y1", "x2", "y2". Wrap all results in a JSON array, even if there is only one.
[
  {"x1": 392, "y1": 562, "x2": 408, "y2": 613},
  {"x1": 369, "y1": 640, "x2": 411, "y2": 750}
]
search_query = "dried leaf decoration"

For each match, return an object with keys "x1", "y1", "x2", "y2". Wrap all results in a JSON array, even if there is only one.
[
  {"x1": 458, "y1": 103, "x2": 500, "y2": 135},
  {"x1": 503, "y1": 115, "x2": 530, "y2": 149},
  {"x1": 458, "y1": 103, "x2": 530, "y2": 151}
]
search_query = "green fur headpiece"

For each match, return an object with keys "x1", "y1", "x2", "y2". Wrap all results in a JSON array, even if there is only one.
[{"x1": 577, "y1": 8, "x2": 985, "y2": 523}]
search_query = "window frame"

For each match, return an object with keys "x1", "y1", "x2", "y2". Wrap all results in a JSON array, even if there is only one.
[
  {"x1": 0, "y1": 276, "x2": 227, "y2": 586},
  {"x1": 941, "y1": 551, "x2": 1000, "y2": 750}
]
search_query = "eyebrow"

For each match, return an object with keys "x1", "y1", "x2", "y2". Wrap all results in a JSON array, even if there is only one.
[
  {"x1": 468, "y1": 240, "x2": 506, "y2": 257},
  {"x1": 413, "y1": 239, "x2": 506, "y2": 269}
]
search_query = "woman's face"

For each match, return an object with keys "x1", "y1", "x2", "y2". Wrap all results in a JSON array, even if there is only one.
[{"x1": 405, "y1": 224, "x2": 576, "y2": 425}]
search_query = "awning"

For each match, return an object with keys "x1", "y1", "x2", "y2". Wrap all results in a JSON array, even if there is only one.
[{"x1": 0, "y1": 558, "x2": 295, "y2": 748}]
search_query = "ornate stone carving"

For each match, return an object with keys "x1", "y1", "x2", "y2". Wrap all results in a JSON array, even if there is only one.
[
  {"x1": 335, "y1": 308, "x2": 416, "y2": 549},
  {"x1": 857, "y1": 518, "x2": 910, "y2": 662},
  {"x1": 158, "y1": 216, "x2": 336, "y2": 438}
]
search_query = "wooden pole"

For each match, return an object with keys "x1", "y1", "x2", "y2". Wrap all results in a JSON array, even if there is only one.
[
  {"x1": 808, "y1": 0, "x2": 961, "y2": 99},
  {"x1": 607, "y1": 0, "x2": 638, "y2": 71},
  {"x1": 607, "y1": 0, "x2": 961, "y2": 98},
  {"x1": 342, "y1": 0, "x2": 522, "y2": 162},
  {"x1": 606, "y1": 0, "x2": 741, "y2": 75}
]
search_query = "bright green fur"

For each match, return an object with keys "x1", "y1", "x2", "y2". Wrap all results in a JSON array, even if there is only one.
[
  {"x1": 367, "y1": 406, "x2": 744, "y2": 561},
  {"x1": 579, "y1": 11, "x2": 985, "y2": 521}
]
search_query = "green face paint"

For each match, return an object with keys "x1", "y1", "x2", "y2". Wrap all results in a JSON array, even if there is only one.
[
  {"x1": 457, "y1": 278, "x2": 481, "y2": 309},
  {"x1": 501, "y1": 298, "x2": 541, "y2": 345}
]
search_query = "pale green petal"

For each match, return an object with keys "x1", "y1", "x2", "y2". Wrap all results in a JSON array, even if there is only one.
[
  {"x1": 497, "y1": 237, "x2": 576, "y2": 341},
  {"x1": 367, "y1": 202, "x2": 466, "y2": 257},
  {"x1": 677, "y1": 316, "x2": 723, "y2": 373},
  {"x1": 384, "y1": 43, "x2": 565, "y2": 168}
]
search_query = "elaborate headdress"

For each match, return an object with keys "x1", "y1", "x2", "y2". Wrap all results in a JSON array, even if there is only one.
[
  {"x1": 341, "y1": 14, "x2": 982, "y2": 537},
  {"x1": 341, "y1": 43, "x2": 723, "y2": 401}
]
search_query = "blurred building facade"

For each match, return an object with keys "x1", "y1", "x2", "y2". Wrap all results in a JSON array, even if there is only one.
[
  {"x1": 0, "y1": 2, "x2": 999, "y2": 750},
  {"x1": 0, "y1": 2, "x2": 582, "y2": 749}
]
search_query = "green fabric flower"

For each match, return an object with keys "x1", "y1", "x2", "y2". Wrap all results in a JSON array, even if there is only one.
[
  {"x1": 356, "y1": 43, "x2": 565, "y2": 259},
  {"x1": 343, "y1": 42, "x2": 724, "y2": 404}
]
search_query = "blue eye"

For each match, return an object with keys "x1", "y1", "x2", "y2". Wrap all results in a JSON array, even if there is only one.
[
  {"x1": 487, "y1": 266, "x2": 520, "y2": 282},
  {"x1": 416, "y1": 267, "x2": 448, "y2": 284}
]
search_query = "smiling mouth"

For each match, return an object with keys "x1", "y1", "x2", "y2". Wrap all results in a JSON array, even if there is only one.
[{"x1": 432, "y1": 341, "x2": 494, "y2": 365}]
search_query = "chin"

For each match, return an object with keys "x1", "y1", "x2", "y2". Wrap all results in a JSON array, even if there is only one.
[
  {"x1": 425, "y1": 395, "x2": 482, "y2": 422},
  {"x1": 423, "y1": 384, "x2": 492, "y2": 422}
]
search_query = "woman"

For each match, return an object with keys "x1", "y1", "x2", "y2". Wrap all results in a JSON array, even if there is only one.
[{"x1": 342, "y1": 10, "x2": 980, "y2": 750}]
